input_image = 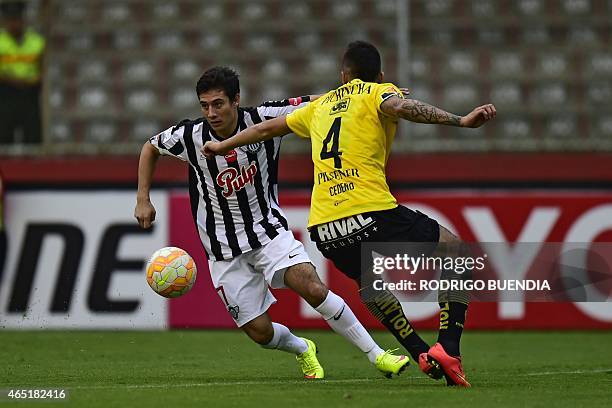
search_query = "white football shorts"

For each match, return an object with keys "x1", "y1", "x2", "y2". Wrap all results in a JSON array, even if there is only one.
[{"x1": 208, "y1": 229, "x2": 312, "y2": 327}]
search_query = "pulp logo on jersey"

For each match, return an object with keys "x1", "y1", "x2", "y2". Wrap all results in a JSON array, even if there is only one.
[
  {"x1": 330, "y1": 98, "x2": 350, "y2": 115},
  {"x1": 224, "y1": 150, "x2": 238, "y2": 163},
  {"x1": 216, "y1": 162, "x2": 258, "y2": 197},
  {"x1": 316, "y1": 214, "x2": 374, "y2": 242}
]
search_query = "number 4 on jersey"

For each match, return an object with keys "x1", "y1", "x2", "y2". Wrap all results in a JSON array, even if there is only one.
[{"x1": 320, "y1": 117, "x2": 342, "y2": 169}]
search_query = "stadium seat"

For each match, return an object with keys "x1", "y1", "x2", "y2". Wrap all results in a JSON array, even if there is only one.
[
  {"x1": 124, "y1": 61, "x2": 156, "y2": 83},
  {"x1": 102, "y1": 3, "x2": 132, "y2": 23},
  {"x1": 587, "y1": 53, "x2": 612, "y2": 76},
  {"x1": 85, "y1": 122, "x2": 117, "y2": 143},
  {"x1": 282, "y1": 2, "x2": 311, "y2": 19},
  {"x1": 444, "y1": 52, "x2": 477, "y2": 77},
  {"x1": 262, "y1": 85, "x2": 289, "y2": 102},
  {"x1": 586, "y1": 82, "x2": 611, "y2": 105},
  {"x1": 199, "y1": 2, "x2": 224, "y2": 20},
  {"x1": 598, "y1": 116, "x2": 612, "y2": 136},
  {"x1": 536, "y1": 53, "x2": 568, "y2": 77},
  {"x1": 546, "y1": 116, "x2": 577, "y2": 138},
  {"x1": 490, "y1": 52, "x2": 523, "y2": 76},
  {"x1": 199, "y1": 33, "x2": 223, "y2": 51},
  {"x1": 57, "y1": 3, "x2": 88, "y2": 21},
  {"x1": 171, "y1": 87, "x2": 197, "y2": 110},
  {"x1": 331, "y1": 1, "x2": 359, "y2": 19},
  {"x1": 561, "y1": 0, "x2": 591, "y2": 14},
  {"x1": 49, "y1": 121, "x2": 71, "y2": 142},
  {"x1": 516, "y1": 0, "x2": 544, "y2": 16},
  {"x1": 471, "y1": 0, "x2": 496, "y2": 17},
  {"x1": 409, "y1": 84, "x2": 433, "y2": 104},
  {"x1": 172, "y1": 60, "x2": 201, "y2": 81},
  {"x1": 262, "y1": 59, "x2": 288, "y2": 79},
  {"x1": 490, "y1": 83, "x2": 522, "y2": 107},
  {"x1": 66, "y1": 33, "x2": 94, "y2": 51},
  {"x1": 308, "y1": 54, "x2": 337, "y2": 76},
  {"x1": 242, "y1": 2, "x2": 268, "y2": 20},
  {"x1": 409, "y1": 54, "x2": 430, "y2": 79},
  {"x1": 48, "y1": 87, "x2": 64, "y2": 110},
  {"x1": 531, "y1": 83, "x2": 567, "y2": 106},
  {"x1": 153, "y1": 32, "x2": 184, "y2": 50},
  {"x1": 443, "y1": 83, "x2": 478, "y2": 108},
  {"x1": 374, "y1": 0, "x2": 396, "y2": 17},
  {"x1": 294, "y1": 33, "x2": 322, "y2": 50},
  {"x1": 500, "y1": 118, "x2": 531, "y2": 138},
  {"x1": 246, "y1": 34, "x2": 274, "y2": 52},
  {"x1": 78, "y1": 87, "x2": 110, "y2": 110},
  {"x1": 113, "y1": 31, "x2": 141, "y2": 50},
  {"x1": 125, "y1": 89, "x2": 158, "y2": 112},
  {"x1": 478, "y1": 28, "x2": 505, "y2": 45},
  {"x1": 151, "y1": 2, "x2": 181, "y2": 21},
  {"x1": 567, "y1": 26, "x2": 598, "y2": 45},
  {"x1": 424, "y1": 0, "x2": 453, "y2": 16},
  {"x1": 131, "y1": 120, "x2": 161, "y2": 142},
  {"x1": 521, "y1": 26, "x2": 551, "y2": 44},
  {"x1": 77, "y1": 60, "x2": 109, "y2": 82}
]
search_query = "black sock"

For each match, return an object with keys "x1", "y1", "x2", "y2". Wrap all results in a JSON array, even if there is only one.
[
  {"x1": 362, "y1": 289, "x2": 429, "y2": 361},
  {"x1": 437, "y1": 302, "x2": 467, "y2": 357}
]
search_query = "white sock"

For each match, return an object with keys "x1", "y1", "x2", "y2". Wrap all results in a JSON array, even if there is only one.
[
  {"x1": 315, "y1": 291, "x2": 384, "y2": 364},
  {"x1": 261, "y1": 322, "x2": 308, "y2": 355}
]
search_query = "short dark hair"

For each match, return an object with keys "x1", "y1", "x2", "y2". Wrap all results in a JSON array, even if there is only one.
[
  {"x1": 341, "y1": 41, "x2": 382, "y2": 83},
  {"x1": 196, "y1": 66, "x2": 240, "y2": 101}
]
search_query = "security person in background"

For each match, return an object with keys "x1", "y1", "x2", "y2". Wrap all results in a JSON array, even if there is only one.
[{"x1": 0, "y1": 0, "x2": 45, "y2": 144}]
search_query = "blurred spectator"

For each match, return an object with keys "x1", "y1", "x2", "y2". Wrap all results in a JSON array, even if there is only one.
[{"x1": 0, "y1": 0, "x2": 45, "y2": 144}]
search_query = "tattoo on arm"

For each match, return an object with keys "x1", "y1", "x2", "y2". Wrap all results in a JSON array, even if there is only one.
[{"x1": 398, "y1": 99, "x2": 461, "y2": 126}]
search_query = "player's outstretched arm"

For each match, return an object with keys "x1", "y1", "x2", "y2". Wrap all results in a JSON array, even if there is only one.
[
  {"x1": 135, "y1": 142, "x2": 160, "y2": 229},
  {"x1": 381, "y1": 96, "x2": 496, "y2": 127},
  {"x1": 202, "y1": 116, "x2": 291, "y2": 158}
]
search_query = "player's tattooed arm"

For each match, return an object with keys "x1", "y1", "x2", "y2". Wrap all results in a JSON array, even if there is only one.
[
  {"x1": 381, "y1": 96, "x2": 497, "y2": 128},
  {"x1": 382, "y1": 96, "x2": 461, "y2": 125}
]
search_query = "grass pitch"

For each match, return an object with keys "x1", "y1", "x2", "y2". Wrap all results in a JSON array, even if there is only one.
[{"x1": 2, "y1": 330, "x2": 612, "y2": 407}]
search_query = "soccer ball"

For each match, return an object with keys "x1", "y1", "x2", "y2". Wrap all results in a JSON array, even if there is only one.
[{"x1": 146, "y1": 247, "x2": 197, "y2": 298}]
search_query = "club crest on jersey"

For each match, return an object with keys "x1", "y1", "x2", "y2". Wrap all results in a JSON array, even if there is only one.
[
  {"x1": 216, "y1": 162, "x2": 258, "y2": 197},
  {"x1": 224, "y1": 150, "x2": 238, "y2": 163},
  {"x1": 240, "y1": 142, "x2": 262, "y2": 153},
  {"x1": 330, "y1": 98, "x2": 350, "y2": 115}
]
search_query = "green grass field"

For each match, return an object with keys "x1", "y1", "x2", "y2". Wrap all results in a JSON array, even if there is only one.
[{"x1": 2, "y1": 330, "x2": 612, "y2": 407}]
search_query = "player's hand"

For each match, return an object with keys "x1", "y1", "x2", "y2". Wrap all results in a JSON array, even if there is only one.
[
  {"x1": 399, "y1": 87, "x2": 410, "y2": 97},
  {"x1": 460, "y1": 104, "x2": 496, "y2": 128},
  {"x1": 201, "y1": 141, "x2": 228, "y2": 159},
  {"x1": 134, "y1": 199, "x2": 156, "y2": 229}
]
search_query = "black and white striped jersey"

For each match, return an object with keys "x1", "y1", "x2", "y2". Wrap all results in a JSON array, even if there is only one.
[{"x1": 149, "y1": 97, "x2": 310, "y2": 261}]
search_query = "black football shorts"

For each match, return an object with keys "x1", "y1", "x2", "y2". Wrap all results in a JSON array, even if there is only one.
[{"x1": 309, "y1": 205, "x2": 440, "y2": 280}]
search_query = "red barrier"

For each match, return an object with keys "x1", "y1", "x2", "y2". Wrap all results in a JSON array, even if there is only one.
[{"x1": 169, "y1": 191, "x2": 612, "y2": 329}]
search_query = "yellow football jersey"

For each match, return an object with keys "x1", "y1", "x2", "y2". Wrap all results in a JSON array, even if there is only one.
[{"x1": 286, "y1": 79, "x2": 401, "y2": 227}]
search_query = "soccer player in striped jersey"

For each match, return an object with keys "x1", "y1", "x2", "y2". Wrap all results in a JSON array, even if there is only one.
[
  {"x1": 135, "y1": 66, "x2": 410, "y2": 379},
  {"x1": 202, "y1": 43, "x2": 497, "y2": 387}
]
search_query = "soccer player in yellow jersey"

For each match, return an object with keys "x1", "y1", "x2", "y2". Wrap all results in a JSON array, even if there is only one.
[{"x1": 203, "y1": 41, "x2": 496, "y2": 387}]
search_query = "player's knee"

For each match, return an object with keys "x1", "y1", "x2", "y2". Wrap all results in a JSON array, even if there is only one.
[
  {"x1": 306, "y1": 280, "x2": 329, "y2": 304},
  {"x1": 243, "y1": 320, "x2": 274, "y2": 345}
]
